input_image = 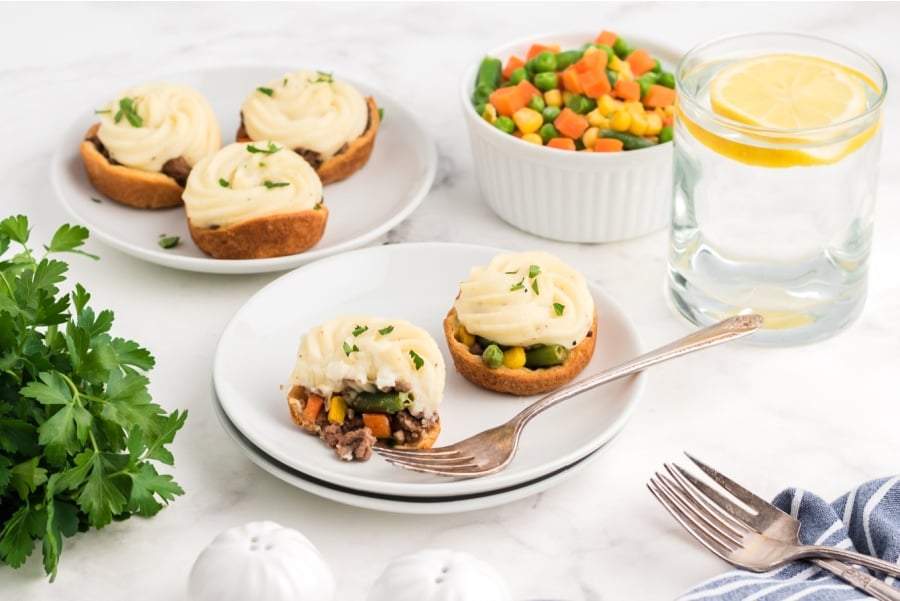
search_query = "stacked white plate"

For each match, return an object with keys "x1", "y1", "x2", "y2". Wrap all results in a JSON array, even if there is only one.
[{"x1": 212, "y1": 243, "x2": 646, "y2": 514}]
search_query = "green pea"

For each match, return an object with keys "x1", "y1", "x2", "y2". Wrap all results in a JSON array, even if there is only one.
[
  {"x1": 652, "y1": 58, "x2": 662, "y2": 74},
  {"x1": 528, "y1": 95, "x2": 546, "y2": 112},
  {"x1": 606, "y1": 68, "x2": 618, "y2": 88},
  {"x1": 541, "y1": 106, "x2": 561, "y2": 122},
  {"x1": 555, "y1": 49, "x2": 583, "y2": 70},
  {"x1": 658, "y1": 71, "x2": 676, "y2": 89},
  {"x1": 482, "y1": 344, "x2": 504, "y2": 369},
  {"x1": 659, "y1": 125, "x2": 674, "y2": 144},
  {"x1": 539, "y1": 122, "x2": 559, "y2": 144},
  {"x1": 533, "y1": 51, "x2": 557, "y2": 73},
  {"x1": 534, "y1": 71, "x2": 559, "y2": 92},
  {"x1": 565, "y1": 94, "x2": 592, "y2": 115},
  {"x1": 509, "y1": 67, "x2": 528, "y2": 85},
  {"x1": 525, "y1": 58, "x2": 537, "y2": 75},
  {"x1": 637, "y1": 73, "x2": 659, "y2": 99},
  {"x1": 613, "y1": 38, "x2": 631, "y2": 58},
  {"x1": 494, "y1": 116, "x2": 515, "y2": 134}
]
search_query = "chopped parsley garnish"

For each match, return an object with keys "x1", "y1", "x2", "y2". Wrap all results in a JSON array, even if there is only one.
[
  {"x1": 283, "y1": 77, "x2": 288, "y2": 86},
  {"x1": 377, "y1": 325, "x2": 394, "y2": 335},
  {"x1": 553, "y1": 303, "x2": 565, "y2": 316},
  {"x1": 258, "y1": 162, "x2": 267, "y2": 167},
  {"x1": 247, "y1": 141, "x2": 281, "y2": 154},
  {"x1": 504, "y1": 270, "x2": 518, "y2": 275},
  {"x1": 313, "y1": 203, "x2": 322, "y2": 211},
  {"x1": 309, "y1": 70, "x2": 334, "y2": 84},
  {"x1": 531, "y1": 278, "x2": 540, "y2": 295},
  {"x1": 528, "y1": 264, "x2": 541, "y2": 278},
  {"x1": 257, "y1": 86, "x2": 274, "y2": 97},
  {"x1": 94, "y1": 108, "x2": 112, "y2": 115},
  {"x1": 352, "y1": 324, "x2": 368, "y2": 337},
  {"x1": 218, "y1": 178, "x2": 230, "y2": 188},
  {"x1": 378, "y1": 107, "x2": 384, "y2": 122},
  {"x1": 409, "y1": 350, "x2": 424, "y2": 371},
  {"x1": 342, "y1": 341, "x2": 359, "y2": 356},
  {"x1": 263, "y1": 180, "x2": 290, "y2": 189},
  {"x1": 90, "y1": 197, "x2": 103, "y2": 203},
  {"x1": 510, "y1": 278, "x2": 525, "y2": 292},
  {"x1": 114, "y1": 97, "x2": 143, "y2": 128},
  {"x1": 158, "y1": 235, "x2": 180, "y2": 249}
]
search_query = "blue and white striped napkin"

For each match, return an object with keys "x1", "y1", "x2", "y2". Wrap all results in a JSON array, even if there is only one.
[{"x1": 680, "y1": 477, "x2": 900, "y2": 600}]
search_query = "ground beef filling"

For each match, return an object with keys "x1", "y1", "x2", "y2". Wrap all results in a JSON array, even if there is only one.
[
  {"x1": 316, "y1": 402, "x2": 435, "y2": 462},
  {"x1": 88, "y1": 134, "x2": 191, "y2": 186}
]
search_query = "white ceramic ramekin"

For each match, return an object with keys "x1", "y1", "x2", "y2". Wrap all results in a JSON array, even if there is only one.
[{"x1": 461, "y1": 32, "x2": 679, "y2": 243}]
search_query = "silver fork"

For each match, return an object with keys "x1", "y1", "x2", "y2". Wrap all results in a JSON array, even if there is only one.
[
  {"x1": 648, "y1": 454, "x2": 900, "y2": 600},
  {"x1": 374, "y1": 314, "x2": 764, "y2": 477}
]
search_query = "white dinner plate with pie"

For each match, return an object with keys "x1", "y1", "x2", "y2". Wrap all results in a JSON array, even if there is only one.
[
  {"x1": 50, "y1": 66, "x2": 436, "y2": 274},
  {"x1": 212, "y1": 242, "x2": 646, "y2": 500}
]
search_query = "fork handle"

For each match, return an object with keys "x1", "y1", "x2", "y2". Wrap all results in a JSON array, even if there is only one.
[
  {"x1": 813, "y1": 559, "x2": 900, "y2": 601},
  {"x1": 803, "y1": 547, "x2": 900, "y2": 580},
  {"x1": 514, "y1": 314, "x2": 764, "y2": 425}
]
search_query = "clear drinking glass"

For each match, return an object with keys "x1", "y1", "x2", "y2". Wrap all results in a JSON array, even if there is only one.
[{"x1": 667, "y1": 32, "x2": 887, "y2": 346}]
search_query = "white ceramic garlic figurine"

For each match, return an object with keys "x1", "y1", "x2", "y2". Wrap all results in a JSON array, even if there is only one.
[
  {"x1": 367, "y1": 548, "x2": 511, "y2": 601},
  {"x1": 188, "y1": 521, "x2": 335, "y2": 601}
]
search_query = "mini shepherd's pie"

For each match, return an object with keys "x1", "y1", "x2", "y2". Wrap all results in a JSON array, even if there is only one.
[
  {"x1": 286, "y1": 316, "x2": 445, "y2": 461},
  {"x1": 181, "y1": 140, "x2": 326, "y2": 260},
  {"x1": 237, "y1": 70, "x2": 380, "y2": 184},
  {"x1": 79, "y1": 82, "x2": 221, "y2": 209},
  {"x1": 443, "y1": 251, "x2": 597, "y2": 395}
]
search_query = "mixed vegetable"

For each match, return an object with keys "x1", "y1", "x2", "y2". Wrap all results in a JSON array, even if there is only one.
[
  {"x1": 472, "y1": 30, "x2": 676, "y2": 152},
  {"x1": 456, "y1": 324, "x2": 569, "y2": 370}
]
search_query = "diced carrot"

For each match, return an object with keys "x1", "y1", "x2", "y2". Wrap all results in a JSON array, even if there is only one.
[
  {"x1": 302, "y1": 394, "x2": 324, "y2": 422},
  {"x1": 595, "y1": 30, "x2": 618, "y2": 47},
  {"x1": 561, "y1": 67, "x2": 583, "y2": 94},
  {"x1": 516, "y1": 79, "x2": 542, "y2": 104},
  {"x1": 554, "y1": 108, "x2": 589, "y2": 139},
  {"x1": 594, "y1": 138, "x2": 625, "y2": 152},
  {"x1": 579, "y1": 68, "x2": 611, "y2": 98},
  {"x1": 362, "y1": 413, "x2": 392, "y2": 439},
  {"x1": 546, "y1": 137, "x2": 577, "y2": 151},
  {"x1": 575, "y1": 50, "x2": 608, "y2": 73},
  {"x1": 663, "y1": 115, "x2": 675, "y2": 127},
  {"x1": 613, "y1": 78, "x2": 641, "y2": 101},
  {"x1": 503, "y1": 55, "x2": 525, "y2": 80},
  {"x1": 626, "y1": 48, "x2": 657, "y2": 77},
  {"x1": 489, "y1": 86, "x2": 527, "y2": 117},
  {"x1": 643, "y1": 84, "x2": 677, "y2": 109},
  {"x1": 526, "y1": 43, "x2": 553, "y2": 60}
]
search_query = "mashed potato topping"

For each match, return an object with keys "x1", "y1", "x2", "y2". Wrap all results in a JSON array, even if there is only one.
[
  {"x1": 288, "y1": 316, "x2": 445, "y2": 419},
  {"x1": 453, "y1": 251, "x2": 594, "y2": 348},
  {"x1": 95, "y1": 82, "x2": 221, "y2": 172}
]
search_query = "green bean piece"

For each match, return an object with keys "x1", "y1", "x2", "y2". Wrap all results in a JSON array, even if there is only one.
[
  {"x1": 533, "y1": 51, "x2": 557, "y2": 73},
  {"x1": 658, "y1": 71, "x2": 676, "y2": 89},
  {"x1": 482, "y1": 344, "x2": 504, "y2": 369},
  {"x1": 528, "y1": 95, "x2": 546, "y2": 112},
  {"x1": 475, "y1": 57, "x2": 502, "y2": 92},
  {"x1": 351, "y1": 391, "x2": 414, "y2": 413},
  {"x1": 509, "y1": 67, "x2": 528, "y2": 85},
  {"x1": 472, "y1": 82, "x2": 494, "y2": 106},
  {"x1": 565, "y1": 94, "x2": 592, "y2": 115},
  {"x1": 595, "y1": 44, "x2": 615, "y2": 63},
  {"x1": 541, "y1": 106, "x2": 561, "y2": 122},
  {"x1": 475, "y1": 102, "x2": 486, "y2": 116},
  {"x1": 494, "y1": 116, "x2": 516, "y2": 134},
  {"x1": 599, "y1": 129, "x2": 657, "y2": 150},
  {"x1": 555, "y1": 49, "x2": 583, "y2": 70},
  {"x1": 539, "y1": 122, "x2": 559, "y2": 144},
  {"x1": 612, "y1": 38, "x2": 631, "y2": 59},
  {"x1": 652, "y1": 58, "x2": 662, "y2": 74},
  {"x1": 659, "y1": 125, "x2": 674, "y2": 144},
  {"x1": 637, "y1": 73, "x2": 659, "y2": 99},
  {"x1": 534, "y1": 71, "x2": 559, "y2": 92},
  {"x1": 525, "y1": 344, "x2": 569, "y2": 368},
  {"x1": 606, "y1": 68, "x2": 618, "y2": 88}
]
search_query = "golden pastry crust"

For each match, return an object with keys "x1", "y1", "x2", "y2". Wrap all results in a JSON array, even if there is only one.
[
  {"x1": 237, "y1": 96, "x2": 380, "y2": 185},
  {"x1": 286, "y1": 386, "x2": 441, "y2": 450},
  {"x1": 443, "y1": 307, "x2": 598, "y2": 396},
  {"x1": 78, "y1": 123, "x2": 185, "y2": 209},
  {"x1": 187, "y1": 204, "x2": 328, "y2": 260}
]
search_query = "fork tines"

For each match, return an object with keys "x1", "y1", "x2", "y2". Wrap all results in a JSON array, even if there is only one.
[{"x1": 372, "y1": 446, "x2": 482, "y2": 477}]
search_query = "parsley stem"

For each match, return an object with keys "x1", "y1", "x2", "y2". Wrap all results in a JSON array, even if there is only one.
[{"x1": 58, "y1": 372, "x2": 100, "y2": 452}]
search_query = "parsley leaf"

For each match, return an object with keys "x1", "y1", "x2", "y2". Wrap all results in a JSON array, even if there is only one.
[
  {"x1": 256, "y1": 86, "x2": 274, "y2": 97},
  {"x1": 553, "y1": 302, "x2": 565, "y2": 316},
  {"x1": 246, "y1": 141, "x2": 281, "y2": 154},
  {"x1": 377, "y1": 325, "x2": 394, "y2": 335},
  {"x1": 352, "y1": 324, "x2": 368, "y2": 337},
  {"x1": 158, "y1": 235, "x2": 179, "y2": 249},
  {"x1": 510, "y1": 279, "x2": 525, "y2": 292},
  {"x1": 528, "y1": 264, "x2": 541, "y2": 278},
  {"x1": 263, "y1": 181, "x2": 290, "y2": 189},
  {"x1": 409, "y1": 350, "x2": 424, "y2": 370},
  {"x1": 113, "y1": 97, "x2": 143, "y2": 128},
  {"x1": 218, "y1": 178, "x2": 230, "y2": 188},
  {"x1": 343, "y1": 341, "x2": 359, "y2": 356}
]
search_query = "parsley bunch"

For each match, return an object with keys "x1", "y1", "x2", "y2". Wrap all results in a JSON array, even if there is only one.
[{"x1": 0, "y1": 216, "x2": 187, "y2": 580}]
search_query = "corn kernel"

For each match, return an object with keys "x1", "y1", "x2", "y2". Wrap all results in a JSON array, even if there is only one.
[
  {"x1": 629, "y1": 112, "x2": 649, "y2": 136},
  {"x1": 664, "y1": 104, "x2": 676, "y2": 118},
  {"x1": 458, "y1": 325, "x2": 475, "y2": 346},
  {"x1": 597, "y1": 94, "x2": 619, "y2": 117},
  {"x1": 502, "y1": 347, "x2": 527, "y2": 369},
  {"x1": 624, "y1": 101, "x2": 645, "y2": 116},
  {"x1": 617, "y1": 63, "x2": 634, "y2": 81},
  {"x1": 481, "y1": 104, "x2": 497, "y2": 124},
  {"x1": 609, "y1": 55, "x2": 625, "y2": 72},
  {"x1": 521, "y1": 133, "x2": 543, "y2": 145},
  {"x1": 610, "y1": 110, "x2": 632, "y2": 132},
  {"x1": 327, "y1": 395, "x2": 347, "y2": 424},
  {"x1": 544, "y1": 89, "x2": 562, "y2": 107},
  {"x1": 646, "y1": 112, "x2": 663, "y2": 135},
  {"x1": 512, "y1": 107, "x2": 543, "y2": 134},
  {"x1": 583, "y1": 46, "x2": 599, "y2": 56},
  {"x1": 586, "y1": 108, "x2": 610, "y2": 129},
  {"x1": 582, "y1": 127, "x2": 600, "y2": 149}
]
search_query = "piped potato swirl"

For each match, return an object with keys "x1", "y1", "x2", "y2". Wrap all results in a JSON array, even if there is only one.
[
  {"x1": 95, "y1": 82, "x2": 221, "y2": 172},
  {"x1": 241, "y1": 70, "x2": 368, "y2": 161}
]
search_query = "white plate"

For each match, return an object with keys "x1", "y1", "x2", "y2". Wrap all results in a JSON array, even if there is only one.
[
  {"x1": 213, "y1": 242, "x2": 645, "y2": 498},
  {"x1": 49, "y1": 66, "x2": 437, "y2": 274},
  {"x1": 212, "y1": 389, "x2": 610, "y2": 514}
]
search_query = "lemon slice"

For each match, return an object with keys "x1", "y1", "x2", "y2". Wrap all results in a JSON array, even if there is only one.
[
  {"x1": 710, "y1": 54, "x2": 868, "y2": 129},
  {"x1": 684, "y1": 53, "x2": 879, "y2": 167}
]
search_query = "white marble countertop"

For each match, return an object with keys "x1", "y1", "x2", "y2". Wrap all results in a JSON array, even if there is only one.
[{"x1": 2, "y1": 2, "x2": 898, "y2": 599}]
